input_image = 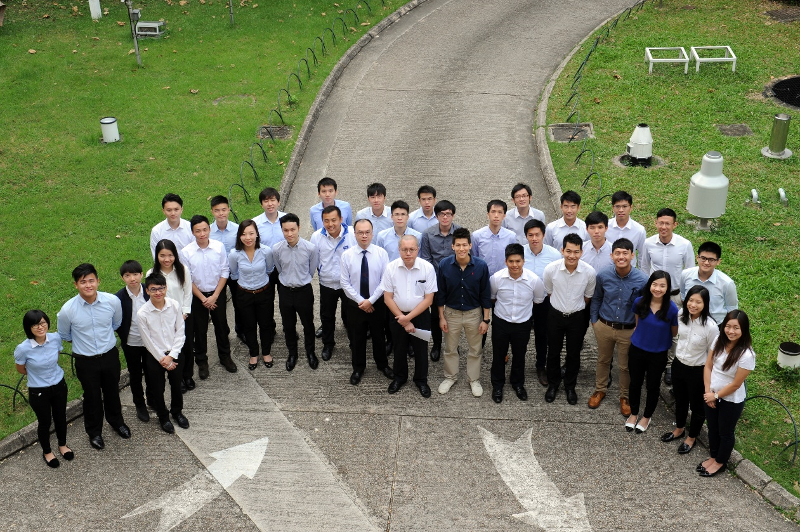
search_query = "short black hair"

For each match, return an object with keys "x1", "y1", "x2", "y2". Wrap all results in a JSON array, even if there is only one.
[
  {"x1": 656, "y1": 207, "x2": 677, "y2": 221},
  {"x1": 317, "y1": 177, "x2": 337, "y2": 192},
  {"x1": 190, "y1": 214, "x2": 210, "y2": 229},
  {"x1": 505, "y1": 243, "x2": 525, "y2": 259},
  {"x1": 434, "y1": 200, "x2": 456, "y2": 216},
  {"x1": 144, "y1": 272, "x2": 168, "y2": 289},
  {"x1": 23, "y1": 310, "x2": 50, "y2": 339},
  {"x1": 119, "y1": 260, "x2": 143, "y2": 276},
  {"x1": 584, "y1": 211, "x2": 609, "y2": 227},
  {"x1": 235, "y1": 220, "x2": 261, "y2": 251},
  {"x1": 562, "y1": 233, "x2": 583, "y2": 249},
  {"x1": 698, "y1": 241, "x2": 722, "y2": 259},
  {"x1": 280, "y1": 213, "x2": 300, "y2": 227},
  {"x1": 611, "y1": 190, "x2": 633, "y2": 206},
  {"x1": 511, "y1": 183, "x2": 532, "y2": 198},
  {"x1": 72, "y1": 263, "x2": 98, "y2": 282},
  {"x1": 367, "y1": 182, "x2": 387, "y2": 197},
  {"x1": 259, "y1": 187, "x2": 280, "y2": 203},
  {"x1": 611, "y1": 238, "x2": 634, "y2": 252},
  {"x1": 487, "y1": 199, "x2": 508, "y2": 213},
  {"x1": 354, "y1": 218, "x2": 373, "y2": 231},
  {"x1": 452, "y1": 227, "x2": 471, "y2": 244},
  {"x1": 391, "y1": 200, "x2": 410, "y2": 214},
  {"x1": 162, "y1": 193, "x2": 183, "y2": 208},
  {"x1": 417, "y1": 185, "x2": 436, "y2": 198},
  {"x1": 560, "y1": 190, "x2": 581, "y2": 206},
  {"x1": 524, "y1": 219, "x2": 546, "y2": 235},
  {"x1": 210, "y1": 195, "x2": 229, "y2": 208},
  {"x1": 321, "y1": 205, "x2": 342, "y2": 218}
]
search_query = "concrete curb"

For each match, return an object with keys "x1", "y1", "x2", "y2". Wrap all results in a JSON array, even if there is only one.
[
  {"x1": 279, "y1": 0, "x2": 430, "y2": 209},
  {"x1": 0, "y1": 371, "x2": 131, "y2": 461},
  {"x1": 535, "y1": 8, "x2": 800, "y2": 519}
]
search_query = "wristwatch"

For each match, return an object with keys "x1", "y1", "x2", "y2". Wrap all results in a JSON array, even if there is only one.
[
  {"x1": 714, "y1": 392, "x2": 719, "y2": 400},
  {"x1": 483, "y1": 318, "x2": 491, "y2": 325}
]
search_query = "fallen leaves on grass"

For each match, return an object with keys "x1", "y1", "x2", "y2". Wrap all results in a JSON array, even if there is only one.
[
  {"x1": 163, "y1": 86, "x2": 171, "y2": 89},
  {"x1": 190, "y1": 88, "x2": 199, "y2": 94},
  {"x1": 593, "y1": 97, "x2": 601, "y2": 104},
  {"x1": 91, "y1": 36, "x2": 100, "y2": 40},
  {"x1": 116, "y1": 235, "x2": 121, "y2": 239},
  {"x1": 117, "y1": 21, "x2": 125, "y2": 26},
  {"x1": 28, "y1": 49, "x2": 37, "y2": 54},
  {"x1": 128, "y1": 49, "x2": 135, "y2": 55},
  {"x1": 43, "y1": 14, "x2": 50, "y2": 18},
  {"x1": 30, "y1": 281, "x2": 39, "y2": 285}
]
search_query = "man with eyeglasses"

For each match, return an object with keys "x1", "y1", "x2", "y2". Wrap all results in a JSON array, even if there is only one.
[
  {"x1": 679, "y1": 241, "x2": 738, "y2": 324},
  {"x1": 503, "y1": 183, "x2": 546, "y2": 244}
]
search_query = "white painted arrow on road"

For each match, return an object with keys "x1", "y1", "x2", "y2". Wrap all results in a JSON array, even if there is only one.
[
  {"x1": 122, "y1": 436, "x2": 269, "y2": 531},
  {"x1": 479, "y1": 427, "x2": 593, "y2": 531}
]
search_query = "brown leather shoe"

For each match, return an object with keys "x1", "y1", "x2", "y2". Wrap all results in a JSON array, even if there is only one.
[
  {"x1": 620, "y1": 397, "x2": 631, "y2": 416},
  {"x1": 536, "y1": 367, "x2": 548, "y2": 387},
  {"x1": 588, "y1": 391, "x2": 605, "y2": 409}
]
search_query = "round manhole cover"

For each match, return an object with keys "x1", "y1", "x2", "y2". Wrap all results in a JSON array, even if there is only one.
[{"x1": 766, "y1": 75, "x2": 800, "y2": 111}]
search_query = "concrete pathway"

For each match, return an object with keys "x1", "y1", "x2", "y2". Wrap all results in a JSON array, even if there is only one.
[{"x1": 1, "y1": 1, "x2": 797, "y2": 531}]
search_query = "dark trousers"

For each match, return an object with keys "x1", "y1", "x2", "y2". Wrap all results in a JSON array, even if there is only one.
[
  {"x1": 628, "y1": 344, "x2": 668, "y2": 418},
  {"x1": 191, "y1": 291, "x2": 231, "y2": 363},
  {"x1": 491, "y1": 316, "x2": 532, "y2": 388},
  {"x1": 320, "y1": 285, "x2": 349, "y2": 349},
  {"x1": 120, "y1": 343, "x2": 152, "y2": 408},
  {"x1": 278, "y1": 284, "x2": 315, "y2": 355},
  {"x1": 145, "y1": 354, "x2": 184, "y2": 421},
  {"x1": 346, "y1": 298, "x2": 388, "y2": 373},
  {"x1": 28, "y1": 378, "x2": 68, "y2": 454},
  {"x1": 672, "y1": 359, "x2": 706, "y2": 437},
  {"x1": 429, "y1": 304, "x2": 442, "y2": 348},
  {"x1": 181, "y1": 315, "x2": 195, "y2": 380},
  {"x1": 531, "y1": 296, "x2": 551, "y2": 369},
  {"x1": 546, "y1": 309, "x2": 587, "y2": 389},
  {"x1": 391, "y1": 309, "x2": 431, "y2": 385},
  {"x1": 705, "y1": 398, "x2": 745, "y2": 465},
  {"x1": 227, "y1": 278, "x2": 243, "y2": 335},
  {"x1": 237, "y1": 284, "x2": 276, "y2": 358},
  {"x1": 74, "y1": 347, "x2": 124, "y2": 438}
]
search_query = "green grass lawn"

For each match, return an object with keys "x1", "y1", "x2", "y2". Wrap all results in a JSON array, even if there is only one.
[
  {"x1": 0, "y1": 0, "x2": 400, "y2": 440},
  {"x1": 547, "y1": 0, "x2": 800, "y2": 507}
]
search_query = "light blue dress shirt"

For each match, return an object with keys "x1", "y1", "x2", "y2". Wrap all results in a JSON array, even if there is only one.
[
  {"x1": 376, "y1": 226, "x2": 422, "y2": 262},
  {"x1": 355, "y1": 205, "x2": 393, "y2": 240},
  {"x1": 581, "y1": 239, "x2": 614, "y2": 273},
  {"x1": 57, "y1": 292, "x2": 123, "y2": 355},
  {"x1": 229, "y1": 247, "x2": 275, "y2": 290},
  {"x1": 523, "y1": 244, "x2": 562, "y2": 278},
  {"x1": 679, "y1": 267, "x2": 738, "y2": 324},
  {"x1": 210, "y1": 220, "x2": 239, "y2": 254},
  {"x1": 310, "y1": 200, "x2": 353, "y2": 232},
  {"x1": 253, "y1": 211, "x2": 287, "y2": 249},
  {"x1": 273, "y1": 238, "x2": 319, "y2": 287},
  {"x1": 408, "y1": 209, "x2": 438, "y2": 233},
  {"x1": 502, "y1": 207, "x2": 546, "y2": 244},
  {"x1": 471, "y1": 225, "x2": 518, "y2": 276},
  {"x1": 14, "y1": 333, "x2": 65, "y2": 388}
]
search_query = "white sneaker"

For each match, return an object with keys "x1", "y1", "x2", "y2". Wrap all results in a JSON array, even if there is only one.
[
  {"x1": 470, "y1": 380, "x2": 483, "y2": 397},
  {"x1": 438, "y1": 378, "x2": 456, "y2": 394}
]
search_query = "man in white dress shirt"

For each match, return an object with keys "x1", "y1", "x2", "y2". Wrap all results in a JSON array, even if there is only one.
[
  {"x1": 679, "y1": 241, "x2": 738, "y2": 324},
  {"x1": 605, "y1": 191, "x2": 646, "y2": 268},
  {"x1": 543, "y1": 190, "x2": 588, "y2": 249},
  {"x1": 502, "y1": 183, "x2": 546, "y2": 244},
  {"x1": 355, "y1": 182, "x2": 392, "y2": 240},
  {"x1": 150, "y1": 193, "x2": 194, "y2": 259},
  {"x1": 209, "y1": 195, "x2": 242, "y2": 342}
]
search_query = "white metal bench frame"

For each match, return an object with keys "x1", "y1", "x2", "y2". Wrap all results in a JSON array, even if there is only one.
[
  {"x1": 690, "y1": 46, "x2": 736, "y2": 72},
  {"x1": 645, "y1": 47, "x2": 689, "y2": 74},
  {"x1": 135, "y1": 21, "x2": 165, "y2": 38}
]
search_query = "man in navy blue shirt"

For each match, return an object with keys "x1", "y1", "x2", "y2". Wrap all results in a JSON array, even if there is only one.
[{"x1": 435, "y1": 228, "x2": 492, "y2": 398}]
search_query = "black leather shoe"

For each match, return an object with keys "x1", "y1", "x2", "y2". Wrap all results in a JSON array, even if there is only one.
[
  {"x1": 696, "y1": 462, "x2": 707, "y2": 473},
  {"x1": 407, "y1": 345, "x2": 415, "y2": 359},
  {"x1": 537, "y1": 367, "x2": 548, "y2": 387},
  {"x1": 286, "y1": 354, "x2": 298, "y2": 372},
  {"x1": 186, "y1": 377, "x2": 196, "y2": 390},
  {"x1": 664, "y1": 367, "x2": 673, "y2": 386},
  {"x1": 221, "y1": 357, "x2": 238, "y2": 373},
  {"x1": 350, "y1": 371, "x2": 362, "y2": 386},
  {"x1": 513, "y1": 385, "x2": 528, "y2": 401},
  {"x1": 90, "y1": 435, "x2": 105, "y2": 450},
  {"x1": 43, "y1": 452, "x2": 60, "y2": 468},
  {"x1": 321, "y1": 346, "x2": 334, "y2": 361},
  {"x1": 315, "y1": 326, "x2": 323, "y2": 339},
  {"x1": 307, "y1": 352, "x2": 319, "y2": 370},
  {"x1": 388, "y1": 380, "x2": 405, "y2": 394},
  {"x1": 160, "y1": 420, "x2": 175, "y2": 434},
  {"x1": 136, "y1": 405, "x2": 150, "y2": 423},
  {"x1": 566, "y1": 388, "x2": 578, "y2": 405},
  {"x1": 172, "y1": 413, "x2": 190, "y2": 429},
  {"x1": 385, "y1": 341, "x2": 393, "y2": 356},
  {"x1": 661, "y1": 430, "x2": 685, "y2": 443},
  {"x1": 198, "y1": 362, "x2": 210, "y2": 380},
  {"x1": 492, "y1": 388, "x2": 503, "y2": 404},
  {"x1": 545, "y1": 386, "x2": 558, "y2": 403},
  {"x1": 116, "y1": 424, "x2": 132, "y2": 439},
  {"x1": 416, "y1": 382, "x2": 431, "y2": 398},
  {"x1": 429, "y1": 345, "x2": 441, "y2": 362},
  {"x1": 382, "y1": 366, "x2": 395, "y2": 380},
  {"x1": 181, "y1": 380, "x2": 188, "y2": 394},
  {"x1": 678, "y1": 442, "x2": 695, "y2": 454},
  {"x1": 699, "y1": 463, "x2": 727, "y2": 477}
]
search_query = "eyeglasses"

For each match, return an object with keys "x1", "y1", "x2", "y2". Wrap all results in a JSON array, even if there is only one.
[
  {"x1": 355, "y1": 231, "x2": 372, "y2": 237},
  {"x1": 437, "y1": 212, "x2": 454, "y2": 218},
  {"x1": 32, "y1": 321, "x2": 48, "y2": 328},
  {"x1": 147, "y1": 286, "x2": 167, "y2": 293},
  {"x1": 697, "y1": 256, "x2": 719, "y2": 263},
  {"x1": 400, "y1": 248, "x2": 418, "y2": 253},
  {"x1": 513, "y1": 193, "x2": 530, "y2": 200}
]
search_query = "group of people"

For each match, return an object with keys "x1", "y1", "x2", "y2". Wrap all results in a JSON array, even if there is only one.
[{"x1": 14, "y1": 179, "x2": 753, "y2": 478}]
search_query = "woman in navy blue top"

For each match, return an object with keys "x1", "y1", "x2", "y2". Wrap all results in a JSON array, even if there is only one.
[
  {"x1": 14, "y1": 310, "x2": 73, "y2": 468},
  {"x1": 625, "y1": 271, "x2": 679, "y2": 434}
]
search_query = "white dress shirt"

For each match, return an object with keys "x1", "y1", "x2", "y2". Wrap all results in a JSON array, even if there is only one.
[
  {"x1": 380, "y1": 258, "x2": 438, "y2": 312},
  {"x1": 137, "y1": 298, "x2": 186, "y2": 361},
  {"x1": 125, "y1": 286, "x2": 147, "y2": 347},
  {"x1": 606, "y1": 217, "x2": 646, "y2": 267},
  {"x1": 676, "y1": 310, "x2": 719, "y2": 366},
  {"x1": 310, "y1": 225, "x2": 356, "y2": 289},
  {"x1": 355, "y1": 205, "x2": 393, "y2": 239},
  {"x1": 710, "y1": 347, "x2": 755, "y2": 403},
  {"x1": 376, "y1": 226, "x2": 422, "y2": 262},
  {"x1": 253, "y1": 211, "x2": 287, "y2": 248},
  {"x1": 679, "y1": 267, "x2": 738, "y2": 324},
  {"x1": 340, "y1": 244, "x2": 389, "y2": 304},
  {"x1": 543, "y1": 217, "x2": 589, "y2": 249},
  {"x1": 150, "y1": 218, "x2": 194, "y2": 258},
  {"x1": 272, "y1": 238, "x2": 319, "y2": 287},
  {"x1": 181, "y1": 240, "x2": 230, "y2": 293},
  {"x1": 502, "y1": 207, "x2": 546, "y2": 244},
  {"x1": 639, "y1": 233, "x2": 695, "y2": 287},
  {"x1": 581, "y1": 239, "x2": 613, "y2": 273},
  {"x1": 146, "y1": 265, "x2": 192, "y2": 315},
  {"x1": 543, "y1": 259, "x2": 596, "y2": 314},
  {"x1": 408, "y1": 209, "x2": 438, "y2": 233},
  {"x1": 471, "y1": 225, "x2": 519, "y2": 276},
  {"x1": 490, "y1": 268, "x2": 546, "y2": 323}
]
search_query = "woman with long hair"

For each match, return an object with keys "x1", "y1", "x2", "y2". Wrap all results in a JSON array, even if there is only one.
[
  {"x1": 661, "y1": 286, "x2": 718, "y2": 454},
  {"x1": 625, "y1": 270, "x2": 679, "y2": 434},
  {"x1": 147, "y1": 239, "x2": 194, "y2": 391},
  {"x1": 698, "y1": 309, "x2": 754, "y2": 477}
]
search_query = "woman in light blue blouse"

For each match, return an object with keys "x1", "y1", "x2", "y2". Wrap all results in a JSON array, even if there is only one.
[
  {"x1": 229, "y1": 220, "x2": 276, "y2": 370},
  {"x1": 14, "y1": 310, "x2": 73, "y2": 468}
]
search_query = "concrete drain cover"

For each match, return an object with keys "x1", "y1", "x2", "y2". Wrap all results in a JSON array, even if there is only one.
[
  {"x1": 716, "y1": 124, "x2": 753, "y2": 137},
  {"x1": 548, "y1": 123, "x2": 594, "y2": 143},
  {"x1": 766, "y1": 6, "x2": 800, "y2": 22},
  {"x1": 258, "y1": 125, "x2": 293, "y2": 140}
]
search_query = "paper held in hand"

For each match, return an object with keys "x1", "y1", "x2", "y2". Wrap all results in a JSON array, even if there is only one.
[{"x1": 409, "y1": 329, "x2": 432, "y2": 342}]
